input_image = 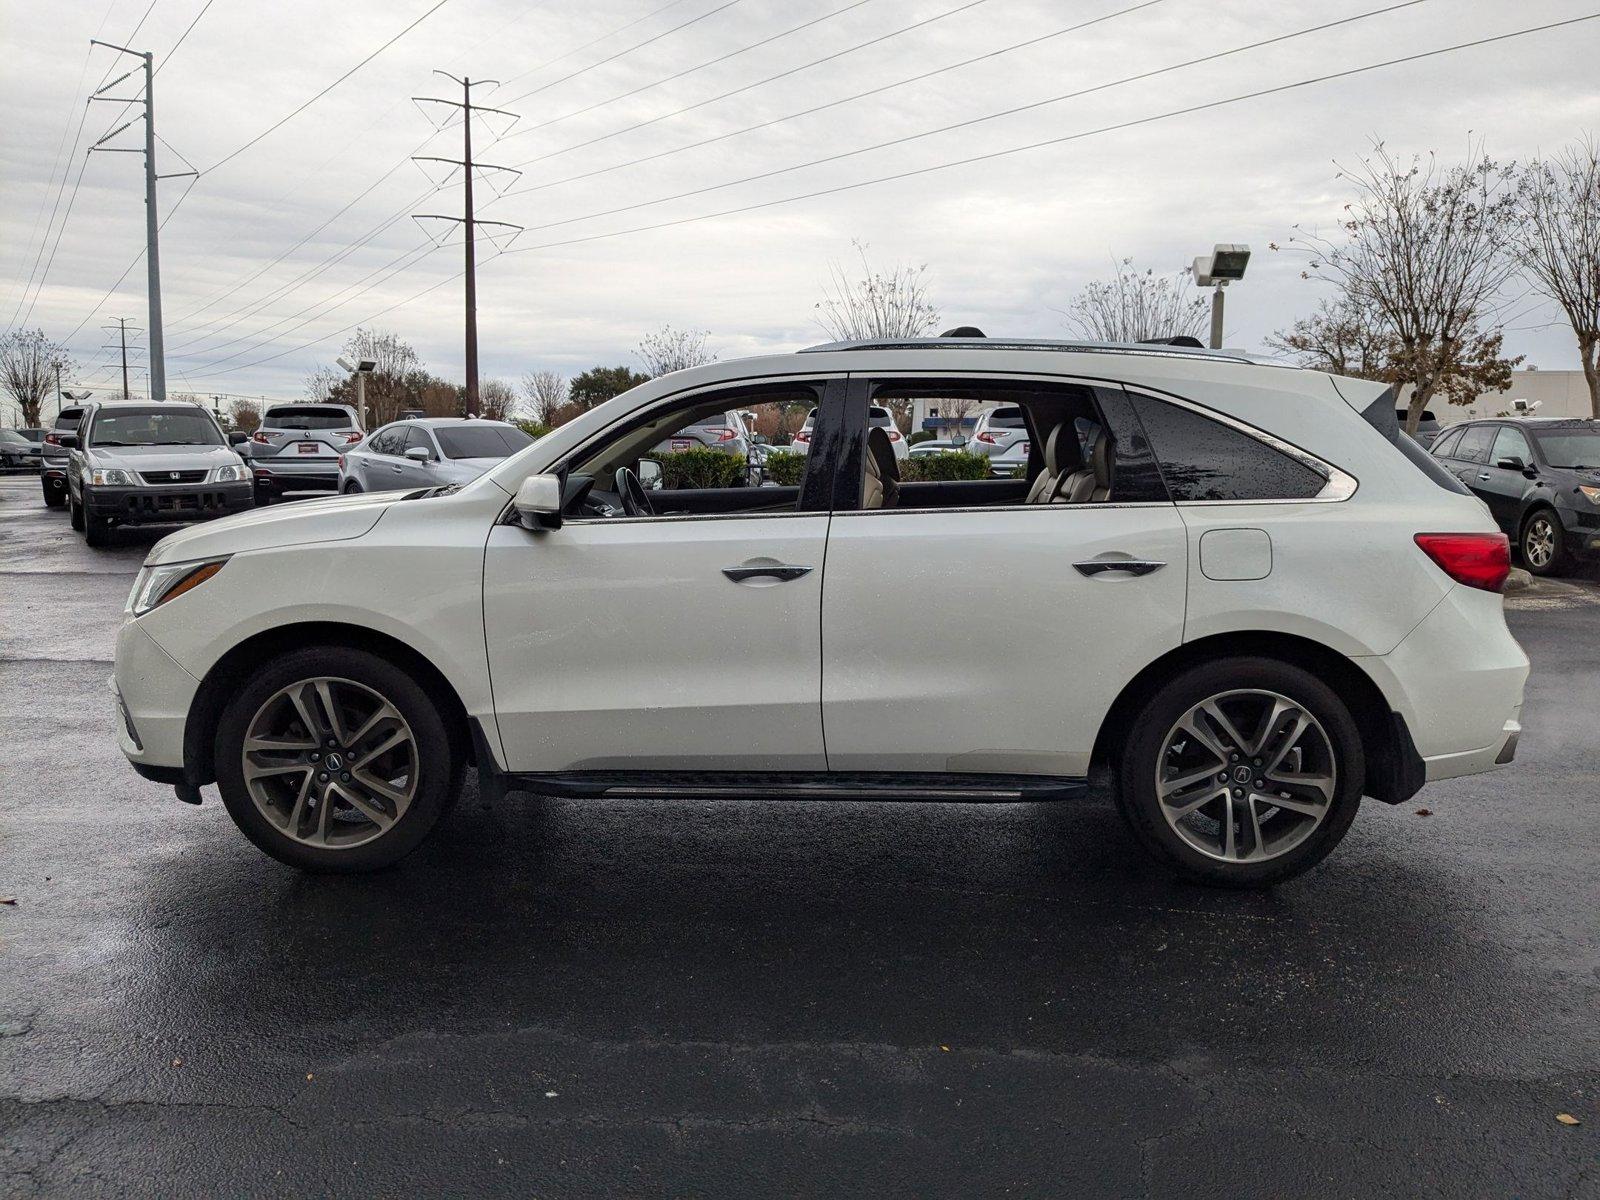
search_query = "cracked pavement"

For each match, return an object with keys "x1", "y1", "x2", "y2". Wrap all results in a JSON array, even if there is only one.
[{"x1": 0, "y1": 476, "x2": 1597, "y2": 1197}]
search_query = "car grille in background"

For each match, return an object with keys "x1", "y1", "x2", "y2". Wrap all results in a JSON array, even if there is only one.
[
  {"x1": 137, "y1": 469, "x2": 208, "y2": 484},
  {"x1": 122, "y1": 492, "x2": 230, "y2": 515}
]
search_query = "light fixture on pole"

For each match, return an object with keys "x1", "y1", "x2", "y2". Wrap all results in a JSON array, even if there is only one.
[
  {"x1": 1191, "y1": 244, "x2": 1251, "y2": 350},
  {"x1": 336, "y1": 356, "x2": 378, "y2": 429}
]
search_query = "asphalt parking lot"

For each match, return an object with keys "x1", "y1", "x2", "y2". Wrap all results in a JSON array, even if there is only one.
[{"x1": 1, "y1": 474, "x2": 1597, "y2": 1198}]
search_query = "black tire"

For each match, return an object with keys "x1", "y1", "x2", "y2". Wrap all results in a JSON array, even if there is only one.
[
  {"x1": 343, "y1": 480, "x2": 362, "y2": 493},
  {"x1": 1114, "y1": 656, "x2": 1363, "y2": 888},
  {"x1": 84, "y1": 510, "x2": 111, "y2": 547},
  {"x1": 1520, "y1": 508, "x2": 1571, "y2": 577},
  {"x1": 69, "y1": 495, "x2": 84, "y2": 531},
  {"x1": 214, "y1": 646, "x2": 462, "y2": 872},
  {"x1": 42, "y1": 481, "x2": 66, "y2": 508}
]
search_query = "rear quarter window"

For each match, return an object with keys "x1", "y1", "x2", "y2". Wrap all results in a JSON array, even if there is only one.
[{"x1": 1128, "y1": 394, "x2": 1328, "y2": 501}]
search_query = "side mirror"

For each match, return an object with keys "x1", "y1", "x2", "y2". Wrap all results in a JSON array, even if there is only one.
[
  {"x1": 1495, "y1": 455, "x2": 1525, "y2": 472},
  {"x1": 404, "y1": 445, "x2": 432, "y2": 463},
  {"x1": 59, "y1": 434, "x2": 80, "y2": 449},
  {"x1": 636, "y1": 457, "x2": 663, "y2": 491},
  {"x1": 227, "y1": 430, "x2": 248, "y2": 445},
  {"x1": 514, "y1": 473, "x2": 564, "y2": 530}
]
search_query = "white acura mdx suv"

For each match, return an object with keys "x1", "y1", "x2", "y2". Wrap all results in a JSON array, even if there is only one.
[{"x1": 112, "y1": 337, "x2": 1527, "y2": 887}]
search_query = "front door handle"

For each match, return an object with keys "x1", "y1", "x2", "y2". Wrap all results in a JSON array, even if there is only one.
[
  {"x1": 1073, "y1": 558, "x2": 1165, "y2": 578},
  {"x1": 722, "y1": 564, "x2": 813, "y2": 583},
  {"x1": 1477, "y1": 472, "x2": 1492, "y2": 481}
]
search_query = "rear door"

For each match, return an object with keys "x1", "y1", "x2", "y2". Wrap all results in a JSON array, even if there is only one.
[
  {"x1": 819, "y1": 374, "x2": 1187, "y2": 778},
  {"x1": 1446, "y1": 424, "x2": 1496, "y2": 494}
]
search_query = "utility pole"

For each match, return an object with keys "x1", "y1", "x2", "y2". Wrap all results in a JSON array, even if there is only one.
[
  {"x1": 88, "y1": 40, "x2": 196, "y2": 402},
  {"x1": 103, "y1": 318, "x2": 142, "y2": 398},
  {"x1": 412, "y1": 73, "x2": 521, "y2": 413}
]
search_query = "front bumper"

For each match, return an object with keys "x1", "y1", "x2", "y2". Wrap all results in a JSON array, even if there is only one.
[
  {"x1": 85, "y1": 481, "x2": 254, "y2": 524},
  {"x1": 113, "y1": 620, "x2": 198, "y2": 771}
]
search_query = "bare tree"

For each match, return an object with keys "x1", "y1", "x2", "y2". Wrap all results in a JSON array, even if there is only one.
[
  {"x1": 1515, "y1": 138, "x2": 1600, "y2": 417},
  {"x1": 1291, "y1": 143, "x2": 1521, "y2": 432},
  {"x1": 1267, "y1": 296, "x2": 1395, "y2": 378},
  {"x1": 636, "y1": 326, "x2": 716, "y2": 376},
  {"x1": 0, "y1": 329, "x2": 73, "y2": 427},
  {"x1": 228, "y1": 398, "x2": 262, "y2": 435},
  {"x1": 477, "y1": 378, "x2": 516, "y2": 421},
  {"x1": 814, "y1": 241, "x2": 940, "y2": 341},
  {"x1": 520, "y1": 370, "x2": 568, "y2": 425},
  {"x1": 1061, "y1": 258, "x2": 1208, "y2": 344}
]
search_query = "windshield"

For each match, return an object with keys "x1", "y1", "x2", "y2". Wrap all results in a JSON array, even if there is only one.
[
  {"x1": 433, "y1": 424, "x2": 534, "y2": 459},
  {"x1": 89, "y1": 407, "x2": 223, "y2": 448},
  {"x1": 0, "y1": 430, "x2": 27, "y2": 444},
  {"x1": 264, "y1": 406, "x2": 354, "y2": 430},
  {"x1": 1531, "y1": 430, "x2": 1600, "y2": 469}
]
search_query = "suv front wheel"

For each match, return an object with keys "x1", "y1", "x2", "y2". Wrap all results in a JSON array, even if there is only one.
[
  {"x1": 214, "y1": 647, "x2": 462, "y2": 872},
  {"x1": 1115, "y1": 657, "x2": 1363, "y2": 888}
]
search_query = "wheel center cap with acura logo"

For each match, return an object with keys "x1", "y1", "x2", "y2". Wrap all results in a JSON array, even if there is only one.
[
  {"x1": 325, "y1": 753, "x2": 345, "y2": 771},
  {"x1": 1233, "y1": 765, "x2": 1253, "y2": 784}
]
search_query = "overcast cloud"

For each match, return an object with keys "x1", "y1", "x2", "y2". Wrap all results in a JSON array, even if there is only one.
[{"x1": 2, "y1": 0, "x2": 1597, "y2": 404}]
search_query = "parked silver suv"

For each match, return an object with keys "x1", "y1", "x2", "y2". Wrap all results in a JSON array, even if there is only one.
[
  {"x1": 62, "y1": 400, "x2": 252, "y2": 547},
  {"x1": 248, "y1": 403, "x2": 363, "y2": 502},
  {"x1": 40, "y1": 404, "x2": 86, "y2": 508},
  {"x1": 338, "y1": 417, "x2": 533, "y2": 493}
]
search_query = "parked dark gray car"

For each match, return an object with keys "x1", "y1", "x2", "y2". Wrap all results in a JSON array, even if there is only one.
[
  {"x1": 0, "y1": 428, "x2": 43, "y2": 472},
  {"x1": 247, "y1": 403, "x2": 363, "y2": 502},
  {"x1": 338, "y1": 418, "x2": 534, "y2": 493}
]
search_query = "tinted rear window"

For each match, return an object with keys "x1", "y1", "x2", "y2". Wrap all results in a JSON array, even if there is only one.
[
  {"x1": 54, "y1": 410, "x2": 82, "y2": 430},
  {"x1": 986, "y1": 406, "x2": 1027, "y2": 428},
  {"x1": 1130, "y1": 394, "x2": 1328, "y2": 501},
  {"x1": 434, "y1": 425, "x2": 534, "y2": 459},
  {"x1": 264, "y1": 406, "x2": 354, "y2": 430}
]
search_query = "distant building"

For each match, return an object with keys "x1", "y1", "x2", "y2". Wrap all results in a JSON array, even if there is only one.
[{"x1": 1434, "y1": 369, "x2": 1592, "y2": 424}]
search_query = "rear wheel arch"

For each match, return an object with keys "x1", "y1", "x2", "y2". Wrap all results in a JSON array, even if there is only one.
[
  {"x1": 1089, "y1": 631, "x2": 1412, "y2": 804},
  {"x1": 184, "y1": 622, "x2": 473, "y2": 786}
]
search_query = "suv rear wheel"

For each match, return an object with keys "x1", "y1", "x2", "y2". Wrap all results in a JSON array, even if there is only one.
[
  {"x1": 1115, "y1": 657, "x2": 1363, "y2": 888},
  {"x1": 214, "y1": 647, "x2": 461, "y2": 872}
]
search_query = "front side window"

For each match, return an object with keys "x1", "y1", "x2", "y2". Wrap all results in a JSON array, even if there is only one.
[
  {"x1": 1128, "y1": 393, "x2": 1328, "y2": 502},
  {"x1": 89, "y1": 407, "x2": 222, "y2": 448},
  {"x1": 1490, "y1": 426, "x2": 1533, "y2": 467},
  {"x1": 399, "y1": 427, "x2": 436, "y2": 458}
]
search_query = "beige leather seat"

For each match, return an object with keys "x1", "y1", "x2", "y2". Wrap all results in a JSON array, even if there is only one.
[
  {"x1": 1025, "y1": 423, "x2": 1067, "y2": 504},
  {"x1": 1056, "y1": 433, "x2": 1112, "y2": 504},
  {"x1": 862, "y1": 426, "x2": 900, "y2": 509}
]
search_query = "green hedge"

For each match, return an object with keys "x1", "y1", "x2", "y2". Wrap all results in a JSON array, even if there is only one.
[
  {"x1": 763, "y1": 450, "x2": 806, "y2": 487},
  {"x1": 907, "y1": 429, "x2": 936, "y2": 446},
  {"x1": 900, "y1": 450, "x2": 991, "y2": 482},
  {"x1": 511, "y1": 419, "x2": 551, "y2": 440},
  {"x1": 655, "y1": 446, "x2": 748, "y2": 490}
]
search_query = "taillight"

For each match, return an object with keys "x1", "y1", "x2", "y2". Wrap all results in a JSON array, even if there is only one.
[
  {"x1": 45, "y1": 432, "x2": 60, "y2": 446},
  {"x1": 252, "y1": 431, "x2": 270, "y2": 443},
  {"x1": 344, "y1": 432, "x2": 363, "y2": 444},
  {"x1": 976, "y1": 431, "x2": 999, "y2": 444},
  {"x1": 1414, "y1": 533, "x2": 1511, "y2": 593},
  {"x1": 885, "y1": 429, "x2": 902, "y2": 442},
  {"x1": 707, "y1": 427, "x2": 736, "y2": 442},
  {"x1": 793, "y1": 431, "x2": 811, "y2": 443}
]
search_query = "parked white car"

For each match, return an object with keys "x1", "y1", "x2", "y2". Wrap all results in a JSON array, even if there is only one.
[
  {"x1": 113, "y1": 337, "x2": 1526, "y2": 886},
  {"x1": 791, "y1": 405, "x2": 907, "y2": 460},
  {"x1": 968, "y1": 404, "x2": 1029, "y2": 460}
]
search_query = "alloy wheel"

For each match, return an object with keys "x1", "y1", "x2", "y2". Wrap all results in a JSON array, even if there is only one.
[
  {"x1": 1155, "y1": 689, "x2": 1337, "y2": 864},
  {"x1": 241, "y1": 676, "x2": 418, "y2": 849},
  {"x1": 1524, "y1": 517, "x2": 1555, "y2": 569}
]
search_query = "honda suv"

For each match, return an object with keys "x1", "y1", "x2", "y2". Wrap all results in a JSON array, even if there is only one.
[{"x1": 111, "y1": 337, "x2": 1526, "y2": 887}]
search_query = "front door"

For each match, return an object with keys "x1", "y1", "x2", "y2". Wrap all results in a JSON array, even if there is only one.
[
  {"x1": 483, "y1": 378, "x2": 840, "y2": 774},
  {"x1": 1479, "y1": 424, "x2": 1536, "y2": 534},
  {"x1": 819, "y1": 375, "x2": 1188, "y2": 777}
]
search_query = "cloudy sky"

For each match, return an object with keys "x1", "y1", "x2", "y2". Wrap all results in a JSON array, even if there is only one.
[{"x1": 2, "y1": 0, "x2": 1597, "y2": 405}]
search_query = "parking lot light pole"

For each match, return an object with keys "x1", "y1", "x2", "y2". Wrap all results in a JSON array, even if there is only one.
[
  {"x1": 337, "y1": 356, "x2": 378, "y2": 428},
  {"x1": 1191, "y1": 244, "x2": 1252, "y2": 349}
]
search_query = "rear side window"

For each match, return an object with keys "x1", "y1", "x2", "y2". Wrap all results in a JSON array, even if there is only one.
[
  {"x1": 1429, "y1": 427, "x2": 1464, "y2": 458},
  {"x1": 265, "y1": 406, "x2": 353, "y2": 430},
  {"x1": 1128, "y1": 394, "x2": 1328, "y2": 501},
  {"x1": 1453, "y1": 425, "x2": 1494, "y2": 464}
]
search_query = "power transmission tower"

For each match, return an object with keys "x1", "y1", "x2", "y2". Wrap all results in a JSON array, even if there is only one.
[
  {"x1": 412, "y1": 73, "x2": 522, "y2": 412},
  {"x1": 87, "y1": 40, "x2": 196, "y2": 402},
  {"x1": 102, "y1": 318, "x2": 144, "y2": 398}
]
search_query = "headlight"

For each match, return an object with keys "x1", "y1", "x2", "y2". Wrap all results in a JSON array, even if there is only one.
[
  {"x1": 213, "y1": 463, "x2": 248, "y2": 482},
  {"x1": 1579, "y1": 485, "x2": 1600, "y2": 505},
  {"x1": 128, "y1": 558, "x2": 230, "y2": 616},
  {"x1": 89, "y1": 467, "x2": 136, "y2": 486}
]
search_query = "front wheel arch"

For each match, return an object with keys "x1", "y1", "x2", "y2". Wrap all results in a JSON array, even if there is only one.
[
  {"x1": 183, "y1": 622, "x2": 474, "y2": 787},
  {"x1": 1089, "y1": 631, "x2": 1413, "y2": 805}
]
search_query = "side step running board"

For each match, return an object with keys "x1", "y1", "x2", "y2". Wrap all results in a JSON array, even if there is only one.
[{"x1": 493, "y1": 770, "x2": 1088, "y2": 804}]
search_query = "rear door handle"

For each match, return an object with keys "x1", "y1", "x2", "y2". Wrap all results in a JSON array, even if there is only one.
[
  {"x1": 1073, "y1": 559, "x2": 1165, "y2": 578},
  {"x1": 722, "y1": 564, "x2": 813, "y2": 583}
]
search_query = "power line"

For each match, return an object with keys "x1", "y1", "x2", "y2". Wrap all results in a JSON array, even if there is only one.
[
  {"x1": 177, "y1": 12, "x2": 1591, "y2": 384},
  {"x1": 202, "y1": 0, "x2": 454, "y2": 176},
  {"x1": 495, "y1": 0, "x2": 695, "y2": 91},
  {"x1": 510, "y1": 0, "x2": 1170, "y2": 200}
]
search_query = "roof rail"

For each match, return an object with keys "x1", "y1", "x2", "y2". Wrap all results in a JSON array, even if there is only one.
[{"x1": 798, "y1": 336, "x2": 1269, "y2": 364}]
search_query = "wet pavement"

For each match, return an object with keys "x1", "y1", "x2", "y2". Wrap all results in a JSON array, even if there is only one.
[{"x1": 1, "y1": 475, "x2": 1596, "y2": 1198}]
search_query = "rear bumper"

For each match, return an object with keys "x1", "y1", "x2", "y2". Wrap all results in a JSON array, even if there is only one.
[
  {"x1": 85, "y1": 481, "x2": 254, "y2": 524},
  {"x1": 253, "y1": 462, "x2": 340, "y2": 495}
]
